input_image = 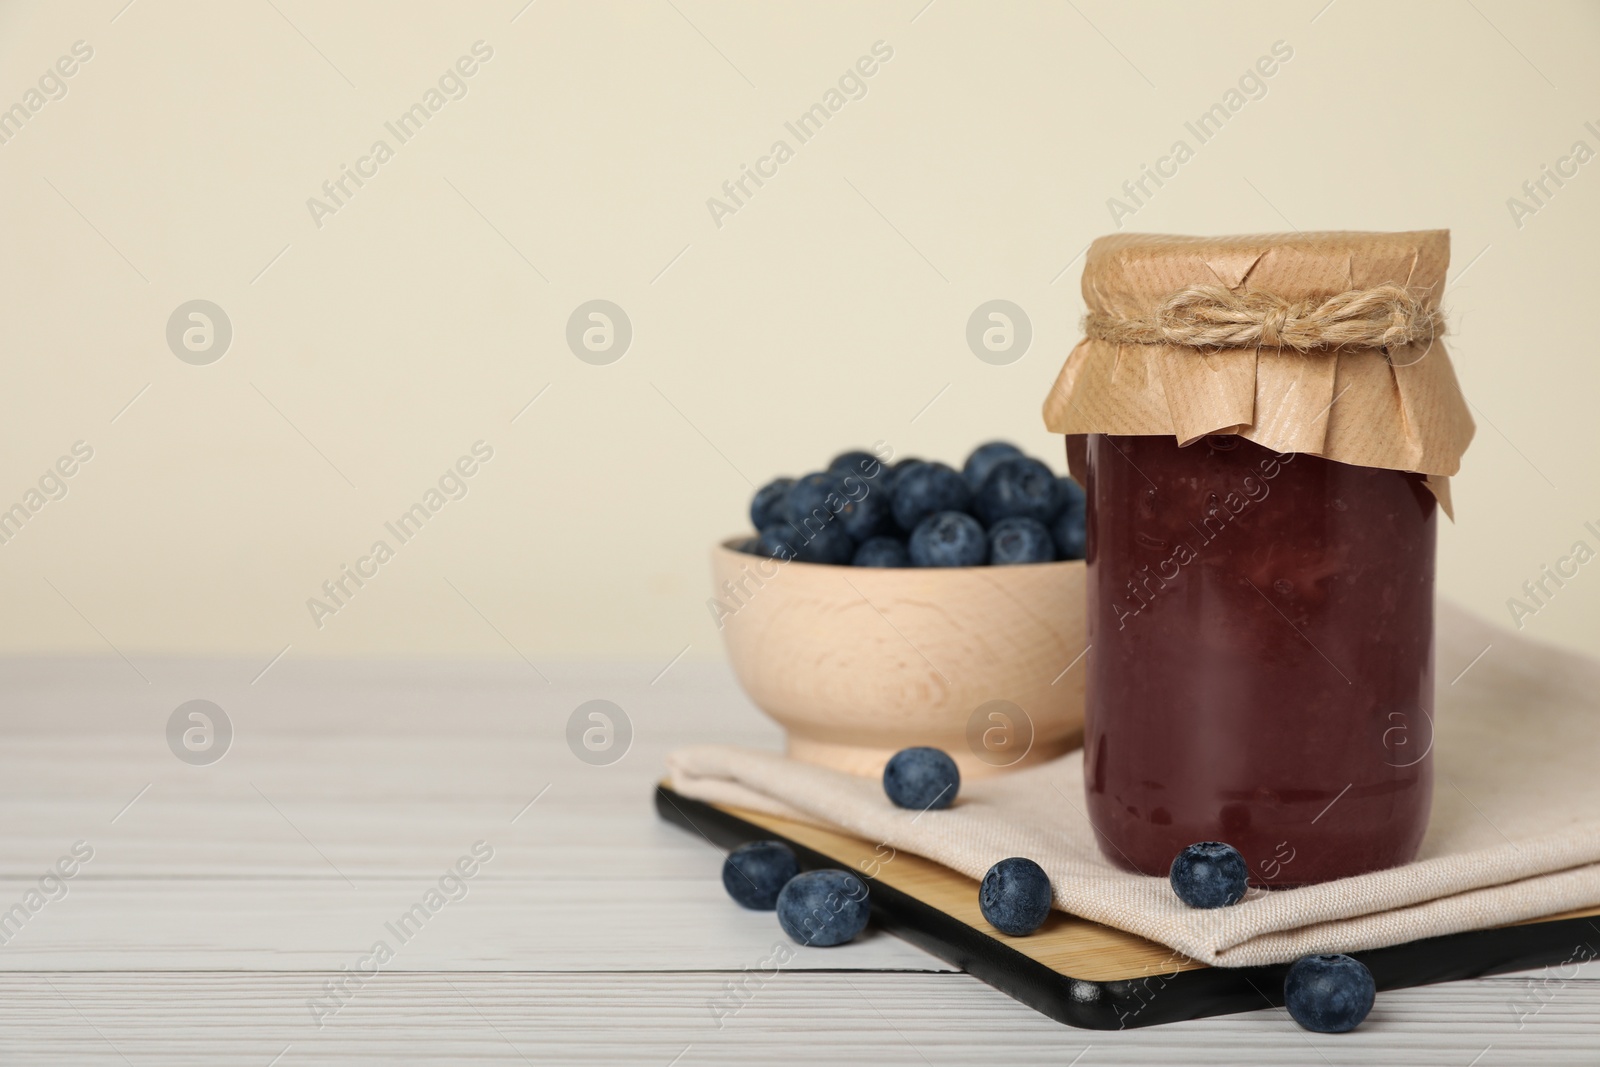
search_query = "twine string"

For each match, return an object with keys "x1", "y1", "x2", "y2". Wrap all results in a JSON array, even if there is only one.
[{"x1": 1083, "y1": 283, "x2": 1443, "y2": 352}]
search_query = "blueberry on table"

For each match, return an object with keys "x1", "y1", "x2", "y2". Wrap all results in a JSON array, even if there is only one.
[
  {"x1": 980, "y1": 857, "x2": 1053, "y2": 936},
  {"x1": 974, "y1": 457, "x2": 1060, "y2": 525},
  {"x1": 852, "y1": 536, "x2": 909, "y2": 568},
  {"x1": 750, "y1": 477, "x2": 794, "y2": 531},
  {"x1": 722, "y1": 841, "x2": 800, "y2": 910},
  {"x1": 792, "y1": 519, "x2": 855, "y2": 565},
  {"x1": 1284, "y1": 954, "x2": 1376, "y2": 1033},
  {"x1": 1169, "y1": 842, "x2": 1249, "y2": 909},
  {"x1": 784, "y1": 471, "x2": 848, "y2": 529},
  {"x1": 892, "y1": 462, "x2": 971, "y2": 532},
  {"x1": 882, "y1": 747, "x2": 960, "y2": 810},
  {"x1": 988, "y1": 516, "x2": 1055, "y2": 565},
  {"x1": 776, "y1": 870, "x2": 871, "y2": 947},
  {"x1": 909, "y1": 511, "x2": 988, "y2": 567},
  {"x1": 1051, "y1": 478, "x2": 1086, "y2": 561},
  {"x1": 962, "y1": 441, "x2": 1024, "y2": 490}
]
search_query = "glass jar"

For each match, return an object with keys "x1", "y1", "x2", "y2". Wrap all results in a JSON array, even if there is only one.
[{"x1": 1082, "y1": 432, "x2": 1436, "y2": 885}]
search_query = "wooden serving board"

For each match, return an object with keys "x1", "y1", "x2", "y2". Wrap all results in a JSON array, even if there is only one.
[{"x1": 656, "y1": 784, "x2": 1600, "y2": 1030}]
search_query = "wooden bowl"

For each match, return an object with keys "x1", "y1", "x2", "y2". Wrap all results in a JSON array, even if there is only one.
[{"x1": 711, "y1": 539, "x2": 1087, "y2": 779}]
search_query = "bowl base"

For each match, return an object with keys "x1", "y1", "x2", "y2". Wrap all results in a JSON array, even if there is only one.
[{"x1": 786, "y1": 730, "x2": 1082, "y2": 780}]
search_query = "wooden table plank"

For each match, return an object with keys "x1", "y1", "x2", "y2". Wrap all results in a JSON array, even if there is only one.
[
  {"x1": 0, "y1": 878, "x2": 952, "y2": 972},
  {"x1": 0, "y1": 972, "x2": 1596, "y2": 1066},
  {"x1": 0, "y1": 658, "x2": 1596, "y2": 1061}
]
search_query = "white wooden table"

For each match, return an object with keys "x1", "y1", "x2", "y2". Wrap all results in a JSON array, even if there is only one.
[{"x1": 1, "y1": 658, "x2": 1595, "y2": 1065}]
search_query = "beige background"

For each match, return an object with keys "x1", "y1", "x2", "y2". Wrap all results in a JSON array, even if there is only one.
[{"x1": 0, "y1": 0, "x2": 1596, "y2": 668}]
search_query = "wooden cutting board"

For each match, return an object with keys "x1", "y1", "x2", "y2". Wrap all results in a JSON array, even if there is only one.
[{"x1": 656, "y1": 784, "x2": 1600, "y2": 1030}]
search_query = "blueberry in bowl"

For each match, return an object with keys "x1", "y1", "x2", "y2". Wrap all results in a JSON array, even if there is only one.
[
  {"x1": 750, "y1": 477, "x2": 794, "y2": 531},
  {"x1": 828, "y1": 449, "x2": 889, "y2": 490},
  {"x1": 785, "y1": 471, "x2": 849, "y2": 530},
  {"x1": 1051, "y1": 477, "x2": 1087, "y2": 561},
  {"x1": 962, "y1": 440, "x2": 1024, "y2": 490},
  {"x1": 754, "y1": 523, "x2": 800, "y2": 561},
  {"x1": 909, "y1": 511, "x2": 989, "y2": 567},
  {"x1": 713, "y1": 443, "x2": 1088, "y2": 778},
  {"x1": 974, "y1": 456, "x2": 1060, "y2": 526},
  {"x1": 836, "y1": 490, "x2": 891, "y2": 542},
  {"x1": 888, "y1": 457, "x2": 925, "y2": 491},
  {"x1": 988, "y1": 516, "x2": 1055, "y2": 565},
  {"x1": 892, "y1": 462, "x2": 972, "y2": 532},
  {"x1": 852, "y1": 536, "x2": 909, "y2": 568}
]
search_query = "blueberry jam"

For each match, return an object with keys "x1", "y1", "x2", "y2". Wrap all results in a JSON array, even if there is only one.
[{"x1": 1083, "y1": 433, "x2": 1436, "y2": 885}]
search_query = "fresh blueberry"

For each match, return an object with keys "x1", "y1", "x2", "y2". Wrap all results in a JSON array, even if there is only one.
[
  {"x1": 1169, "y1": 842, "x2": 1249, "y2": 909},
  {"x1": 784, "y1": 471, "x2": 848, "y2": 530},
  {"x1": 755, "y1": 523, "x2": 801, "y2": 561},
  {"x1": 891, "y1": 462, "x2": 971, "y2": 532},
  {"x1": 750, "y1": 477, "x2": 794, "y2": 531},
  {"x1": 989, "y1": 517, "x2": 1055, "y2": 565},
  {"x1": 1284, "y1": 954, "x2": 1376, "y2": 1033},
  {"x1": 833, "y1": 457, "x2": 891, "y2": 510},
  {"x1": 974, "y1": 457, "x2": 1059, "y2": 525},
  {"x1": 828, "y1": 449, "x2": 876, "y2": 473},
  {"x1": 979, "y1": 857, "x2": 1053, "y2": 936},
  {"x1": 888, "y1": 460, "x2": 924, "y2": 498},
  {"x1": 722, "y1": 841, "x2": 800, "y2": 910},
  {"x1": 963, "y1": 441, "x2": 1025, "y2": 490},
  {"x1": 1051, "y1": 506, "x2": 1085, "y2": 560},
  {"x1": 1052, "y1": 476, "x2": 1085, "y2": 519},
  {"x1": 888, "y1": 457, "x2": 924, "y2": 484},
  {"x1": 852, "y1": 537, "x2": 909, "y2": 567},
  {"x1": 828, "y1": 449, "x2": 888, "y2": 487},
  {"x1": 1051, "y1": 477, "x2": 1087, "y2": 560},
  {"x1": 791, "y1": 518, "x2": 855, "y2": 565},
  {"x1": 776, "y1": 869, "x2": 871, "y2": 947},
  {"x1": 909, "y1": 511, "x2": 988, "y2": 567},
  {"x1": 836, "y1": 490, "x2": 891, "y2": 542},
  {"x1": 882, "y1": 747, "x2": 960, "y2": 810}
]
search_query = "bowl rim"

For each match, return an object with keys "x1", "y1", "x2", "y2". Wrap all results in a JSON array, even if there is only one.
[{"x1": 715, "y1": 534, "x2": 1083, "y2": 571}]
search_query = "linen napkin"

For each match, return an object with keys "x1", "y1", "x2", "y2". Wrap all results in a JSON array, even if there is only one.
[{"x1": 668, "y1": 602, "x2": 1600, "y2": 967}]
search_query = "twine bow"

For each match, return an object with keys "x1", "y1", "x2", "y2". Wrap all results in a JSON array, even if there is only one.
[{"x1": 1082, "y1": 284, "x2": 1444, "y2": 352}]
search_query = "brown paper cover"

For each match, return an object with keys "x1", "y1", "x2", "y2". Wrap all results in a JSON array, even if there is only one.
[{"x1": 1043, "y1": 231, "x2": 1474, "y2": 512}]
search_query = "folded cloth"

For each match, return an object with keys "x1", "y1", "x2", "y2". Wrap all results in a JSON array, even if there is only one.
[{"x1": 668, "y1": 602, "x2": 1600, "y2": 968}]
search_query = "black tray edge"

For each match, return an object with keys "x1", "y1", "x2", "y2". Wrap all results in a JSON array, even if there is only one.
[{"x1": 655, "y1": 784, "x2": 1600, "y2": 1030}]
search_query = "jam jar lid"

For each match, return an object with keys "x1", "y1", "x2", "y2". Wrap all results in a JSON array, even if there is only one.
[{"x1": 1043, "y1": 230, "x2": 1474, "y2": 512}]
